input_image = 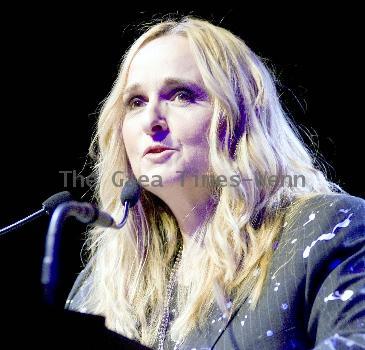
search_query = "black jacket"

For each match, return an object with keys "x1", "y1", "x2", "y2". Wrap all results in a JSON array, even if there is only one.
[{"x1": 66, "y1": 194, "x2": 365, "y2": 349}]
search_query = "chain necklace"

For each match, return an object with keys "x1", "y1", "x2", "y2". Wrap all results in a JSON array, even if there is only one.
[{"x1": 157, "y1": 244, "x2": 183, "y2": 350}]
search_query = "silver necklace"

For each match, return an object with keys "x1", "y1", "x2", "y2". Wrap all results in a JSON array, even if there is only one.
[{"x1": 157, "y1": 244, "x2": 183, "y2": 350}]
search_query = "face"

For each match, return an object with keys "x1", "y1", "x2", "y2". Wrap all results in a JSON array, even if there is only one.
[{"x1": 121, "y1": 35, "x2": 213, "y2": 192}]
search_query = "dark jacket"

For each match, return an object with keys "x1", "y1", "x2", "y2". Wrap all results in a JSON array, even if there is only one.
[{"x1": 66, "y1": 194, "x2": 365, "y2": 349}]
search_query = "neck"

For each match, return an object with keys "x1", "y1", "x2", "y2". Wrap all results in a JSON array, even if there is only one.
[{"x1": 148, "y1": 180, "x2": 216, "y2": 247}]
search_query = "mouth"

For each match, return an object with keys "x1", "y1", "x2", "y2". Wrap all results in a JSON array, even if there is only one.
[{"x1": 143, "y1": 145, "x2": 176, "y2": 156}]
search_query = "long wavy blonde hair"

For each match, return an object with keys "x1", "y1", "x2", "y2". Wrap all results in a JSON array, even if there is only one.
[{"x1": 79, "y1": 16, "x2": 342, "y2": 347}]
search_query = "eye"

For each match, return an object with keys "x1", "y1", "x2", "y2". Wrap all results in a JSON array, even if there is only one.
[
  {"x1": 171, "y1": 89, "x2": 196, "y2": 104},
  {"x1": 127, "y1": 96, "x2": 145, "y2": 109}
]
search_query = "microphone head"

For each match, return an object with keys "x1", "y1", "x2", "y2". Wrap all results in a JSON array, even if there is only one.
[
  {"x1": 120, "y1": 179, "x2": 141, "y2": 208},
  {"x1": 42, "y1": 191, "x2": 73, "y2": 215}
]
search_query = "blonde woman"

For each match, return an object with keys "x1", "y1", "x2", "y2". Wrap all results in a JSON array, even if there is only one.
[{"x1": 66, "y1": 16, "x2": 365, "y2": 349}]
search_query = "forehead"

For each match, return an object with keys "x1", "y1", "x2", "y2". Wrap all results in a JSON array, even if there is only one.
[{"x1": 126, "y1": 35, "x2": 202, "y2": 85}]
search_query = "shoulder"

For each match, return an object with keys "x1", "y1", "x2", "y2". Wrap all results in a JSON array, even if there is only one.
[
  {"x1": 280, "y1": 193, "x2": 365, "y2": 247},
  {"x1": 285, "y1": 193, "x2": 365, "y2": 224},
  {"x1": 270, "y1": 192, "x2": 365, "y2": 283}
]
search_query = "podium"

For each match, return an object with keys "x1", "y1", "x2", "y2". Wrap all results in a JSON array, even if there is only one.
[{"x1": 3, "y1": 303, "x2": 152, "y2": 349}]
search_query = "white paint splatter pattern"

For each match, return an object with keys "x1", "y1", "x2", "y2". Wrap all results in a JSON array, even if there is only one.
[
  {"x1": 339, "y1": 208, "x2": 351, "y2": 213},
  {"x1": 303, "y1": 213, "x2": 316, "y2": 226},
  {"x1": 303, "y1": 213, "x2": 353, "y2": 258},
  {"x1": 324, "y1": 289, "x2": 354, "y2": 303}
]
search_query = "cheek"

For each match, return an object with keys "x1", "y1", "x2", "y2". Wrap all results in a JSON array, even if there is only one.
[
  {"x1": 122, "y1": 121, "x2": 136, "y2": 163},
  {"x1": 179, "y1": 109, "x2": 211, "y2": 146}
]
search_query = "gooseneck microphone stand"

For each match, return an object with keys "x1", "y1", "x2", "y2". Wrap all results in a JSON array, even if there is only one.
[{"x1": 41, "y1": 179, "x2": 141, "y2": 306}]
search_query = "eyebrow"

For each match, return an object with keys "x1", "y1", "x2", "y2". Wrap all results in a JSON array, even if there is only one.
[{"x1": 122, "y1": 77, "x2": 207, "y2": 99}]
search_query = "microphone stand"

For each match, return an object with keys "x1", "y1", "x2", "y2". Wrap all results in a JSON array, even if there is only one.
[
  {"x1": 39, "y1": 199, "x2": 151, "y2": 349},
  {"x1": 41, "y1": 200, "x2": 130, "y2": 306},
  {"x1": 41, "y1": 201, "x2": 79, "y2": 306}
]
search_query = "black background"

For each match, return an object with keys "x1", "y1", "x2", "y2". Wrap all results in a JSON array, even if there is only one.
[{"x1": 0, "y1": 4, "x2": 363, "y2": 334}]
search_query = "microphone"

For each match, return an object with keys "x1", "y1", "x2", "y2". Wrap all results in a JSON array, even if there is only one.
[
  {"x1": 41, "y1": 179, "x2": 141, "y2": 305},
  {"x1": 121, "y1": 178, "x2": 141, "y2": 208},
  {"x1": 54, "y1": 179, "x2": 141, "y2": 228},
  {"x1": 116, "y1": 178, "x2": 141, "y2": 228},
  {"x1": 0, "y1": 191, "x2": 73, "y2": 237},
  {"x1": 43, "y1": 191, "x2": 74, "y2": 215}
]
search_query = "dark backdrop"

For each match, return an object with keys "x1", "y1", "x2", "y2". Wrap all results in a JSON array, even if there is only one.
[{"x1": 0, "y1": 5, "x2": 363, "y2": 325}]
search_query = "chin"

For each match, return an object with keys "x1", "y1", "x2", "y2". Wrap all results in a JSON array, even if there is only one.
[{"x1": 137, "y1": 169, "x2": 178, "y2": 186}]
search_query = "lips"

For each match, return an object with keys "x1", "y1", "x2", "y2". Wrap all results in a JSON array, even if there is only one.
[{"x1": 143, "y1": 144, "x2": 176, "y2": 156}]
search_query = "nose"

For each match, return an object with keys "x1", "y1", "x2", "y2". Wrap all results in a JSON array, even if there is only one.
[{"x1": 141, "y1": 99, "x2": 169, "y2": 138}]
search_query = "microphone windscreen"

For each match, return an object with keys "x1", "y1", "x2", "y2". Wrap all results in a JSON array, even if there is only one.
[
  {"x1": 42, "y1": 191, "x2": 73, "y2": 215},
  {"x1": 120, "y1": 179, "x2": 141, "y2": 208}
]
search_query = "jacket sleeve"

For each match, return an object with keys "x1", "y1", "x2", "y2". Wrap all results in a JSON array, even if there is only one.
[
  {"x1": 65, "y1": 257, "x2": 95, "y2": 312},
  {"x1": 302, "y1": 195, "x2": 365, "y2": 349}
]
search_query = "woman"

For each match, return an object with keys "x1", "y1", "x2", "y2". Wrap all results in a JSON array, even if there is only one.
[{"x1": 66, "y1": 16, "x2": 365, "y2": 349}]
